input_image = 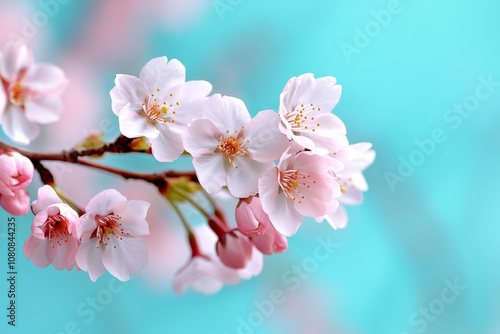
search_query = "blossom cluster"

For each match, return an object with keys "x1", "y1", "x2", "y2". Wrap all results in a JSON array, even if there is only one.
[
  {"x1": 24, "y1": 185, "x2": 150, "y2": 281},
  {"x1": 0, "y1": 43, "x2": 374, "y2": 294},
  {"x1": 111, "y1": 57, "x2": 375, "y2": 292}
]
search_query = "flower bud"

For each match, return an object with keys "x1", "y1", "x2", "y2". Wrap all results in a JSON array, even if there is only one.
[
  {"x1": 251, "y1": 226, "x2": 288, "y2": 255},
  {"x1": 216, "y1": 230, "x2": 253, "y2": 269},
  {"x1": 235, "y1": 197, "x2": 268, "y2": 237},
  {"x1": 0, "y1": 151, "x2": 34, "y2": 215}
]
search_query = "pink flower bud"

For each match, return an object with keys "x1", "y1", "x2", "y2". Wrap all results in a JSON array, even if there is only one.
[
  {"x1": 235, "y1": 197, "x2": 268, "y2": 237},
  {"x1": 0, "y1": 151, "x2": 34, "y2": 215},
  {"x1": 251, "y1": 226, "x2": 288, "y2": 255},
  {"x1": 235, "y1": 196, "x2": 288, "y2": 255},
  {"x1": 216, "y1": 230, "x2": 253, "y2": 269}
]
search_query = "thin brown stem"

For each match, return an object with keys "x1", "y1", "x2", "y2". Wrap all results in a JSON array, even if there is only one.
[{"x1": 0, "y1": 139, "x2": 197, "y2": 187}]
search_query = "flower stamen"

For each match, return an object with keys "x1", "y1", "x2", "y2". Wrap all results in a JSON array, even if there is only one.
[
  {"x1": 217, "y1": 135, "x2": 249, "y2": 167},
  {"x1": 44, "y1": 214, "x2": 70, "y2": 248}
]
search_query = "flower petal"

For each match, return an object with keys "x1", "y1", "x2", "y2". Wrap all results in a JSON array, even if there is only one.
[
  {"x1": 192, "y1": 149, "x2": 227, "y2": 194},
  {"x1": 77, "y1": 212, "x2": 98, "y2": 240},
  {"x1": 326, "y1": 204, "x2": 348, "y2": 229},
  {"x1": 182, "y1": 118, "x2": 220, "y2": 154},
  {"x1": 24, "y1": 95, "x2": 63, "y2": 124},
  {"x1": 245, "y1": 109, "x2": 289, "y2": 162},
  {"x1": 110, "y1": 74, "x2": 147, "y2": 116},
  {"x1": 304, "y1": 76, "x2": 342, "y2": 112},
  {"x1": 76, "y1": 239, "x2": 106, "y2": 282},
  {"x1": 258, "y1": 166, "x2": 280, "y2": 215},
  {"x1": 0, "y1": 84, "x2": 6, "y2": 120},
  {"x1": 31, "y1": 185, "x2": 62, "y2": 214},
  {"x1": 24, "y1": 236, "x2": 51, "y2": 268},
  {"x1": 139, "y1": 57, "x2": 185, "y2": 92},
  {"x1": 150, "y1": 124, "x2": 184, "y2": 162},
  {"x1": 85, "y1": 189, "x2": 127, "y2": 216},
  {"x1": 0, "y1": 189, "x2": 30, "y2": 215},
  {"x1": 112, "y1": 200, "x2": 150, "y2": 237},
  {"x1": 0, "y1": 42, "x2": 32, "y2": 82},
  {"x1": 51, "y1": 238, "x2": 79, "y2": 270},
  {"x1": 226, "y1": 157, "x2": 269, "y2": 198},
  {"x1": 268, "y1": 195, "x2": 302, "y2": 237},
  {"x1": 118, "y1": 103, "x2": 159, "y2": 139},
  {"x1": 299, "y1": 113, "x2": 347, "y2": 153},
  {"x1": 280, "y1": 74, "x2": 314, "y2": 109},
  {"x1": 22, "y1": 63, "x2": 67, "y2": 95},
  {"x1": 203, "y1": 94, "x2": 251, "y2": 133},
  {"x1": 2, "y1": 104, "x2": 40, "y2": 144},
  {"x1": 168, "y1": 80, "x2": 211, "y2": 124},
  {"x1": 102, "y1": 236, "x2": 148, "y2": 281}
]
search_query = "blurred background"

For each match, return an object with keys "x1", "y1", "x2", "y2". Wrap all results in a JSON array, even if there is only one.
[{"x1": 0, "y1": 0, "x2": 499, "y2": 333}]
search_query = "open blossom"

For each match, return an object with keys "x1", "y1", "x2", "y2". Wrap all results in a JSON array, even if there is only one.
[
  {"x1": 0, "y1": 42, "x2": 67, "y2": 144},
  {"x1": 173, "y1": 225, "x2": 263, "y2": 294},
  {"x1": 183, "y1": 94, "x2": 289, "y2": 198},
  {"x1": 235, "y1": 196, "x2": 288, "y2": 255},
  {"x1": 323, "y1": 143, "x2": 375, "y2": 229},
  {"x1": 110, "y1": 56, "x2": 212, "y2": 162},
  {"x1": 24, "y1": 186, "x2": 79, "y2": 270},
  {"x1": 278, "y1": 73, "x2": 347, "y2": 155},
  {"x1": 258, "y1": 147, "x2": 343, "y2": 236},
  {"x1": 76, "y1": 189, "x2": 150, "y2": 282},
  {"x1": 0, "y1": 150, "x2": 33, "y2": 215}
]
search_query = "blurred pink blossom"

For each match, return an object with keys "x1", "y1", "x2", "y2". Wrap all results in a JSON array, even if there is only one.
[
  {"x1": 0, "y1": 150, "x2": 33, "y2": 215},
  {"x1": 0, "y1": 42, "x2": 67, "y2": 144}
]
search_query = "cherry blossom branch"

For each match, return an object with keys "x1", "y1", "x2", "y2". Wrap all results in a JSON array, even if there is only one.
[{"x1": 0, "y1": 140, "x2": 198, "y2": 187}]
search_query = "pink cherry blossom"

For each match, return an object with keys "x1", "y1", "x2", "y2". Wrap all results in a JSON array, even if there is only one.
[
  {"x1": 0, "y1": 150, "x2": 33, "y2": 215},
  {"x1": 173, "y1": 225, "x2": 263, "y2": 294},
  {"x1": 323, "y1": 142, "x2": 375, "y2": 229},
  {"x1": 258, "y1": 147, "x2": 343, "y2": 236},
  {"x1": 235, "y1": 196, "x2": 288, "y2": 255},
  {"x1": 0, "y1": 42, "x2": 67, "y2": 144},
  {"x1": 278, "y1": 73, "x2": 348, "y2": 155},
  {"x1": 23, "y1": 185, "x2": 80, "y2": 270},
  {"x1": 76, "y1": 189, "x2": 150, "y2": 282},
  {"x1": 183, "y1": 94, "x2": 289, "y2": 198},
  {"x1": 110, "y1": 56, "x2": 212, "y2": 162}
]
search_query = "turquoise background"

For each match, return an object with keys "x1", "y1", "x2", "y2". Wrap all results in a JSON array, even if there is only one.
[{"x1": 1, "y1": 0, "x2": 500, "y2": 333}]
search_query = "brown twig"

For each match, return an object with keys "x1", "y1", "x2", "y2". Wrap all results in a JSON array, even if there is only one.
[{"x1": 0, "y1": 138, "x2": 198, "y2": 187}]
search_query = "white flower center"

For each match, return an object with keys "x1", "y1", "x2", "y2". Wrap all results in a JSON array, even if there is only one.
[
  {"x1": 142, "y1": 89, "x2": 180, "y2": 124},
  {"x1": 279, "y1": 169, "x2": 317, "y2": 204},
  {"x1": 8, "y1": 81, "x2": 29, "y2": 107},
  {"x1": 217, "y1": 132, "x2": 249, "y2": 168},
  {"x1": 285, "y1": 103, "x2": 322, "y2": 133}
]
